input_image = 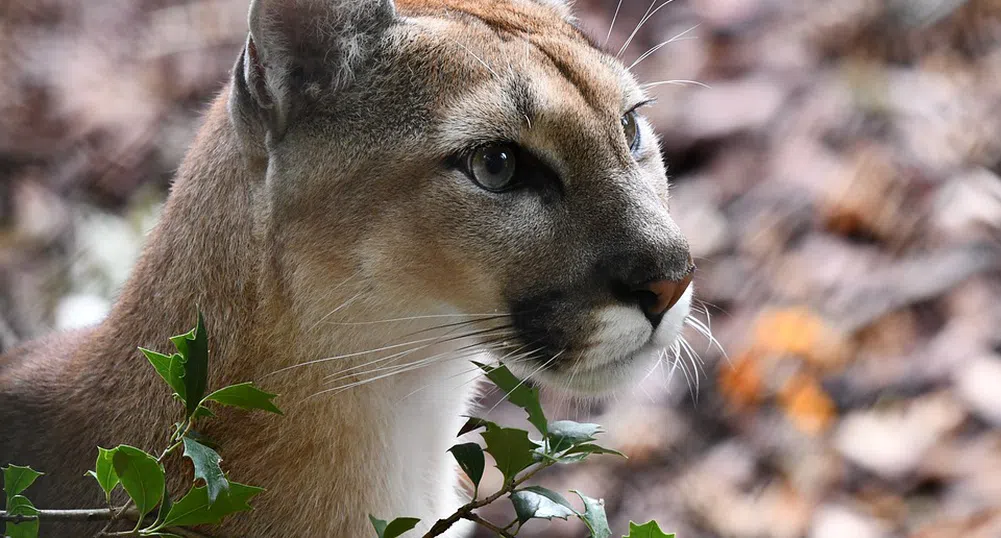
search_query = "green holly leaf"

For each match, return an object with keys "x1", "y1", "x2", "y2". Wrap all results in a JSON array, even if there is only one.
[
  {"x1": 368, "y1": 515, "x2": 420, "y2": 538},
  {"x1": 184, "y1": 428, "x2": 221, "y2": 450},
  {"x1": 447, "y1": 443, "x2": 485, "y2": 495},
  {"x1": 203, "y1": 382, "x2": 282, "y2": 415},
  {"x1": 153, "y1": 482, "x2": 263, "y2": 529},
  {"x1": 557, "y1": 443, "x2": 626, "y2": 463},
  {"x1": 2, "y1": 465, "x2": 43, "y2": 506},
  {"x1": 457, "y1": 416, "x2": 492, "y2": 437},
  {"x1": 623, "y1": 520, "x2": 675, "y2": 538},
  {"x1": 572, "y1": 491, "x2": 611, "y2": 538},
  {"x1": 480, "y1": 424, "x2": 540, "y2": 484},
  {"x1": 170, "y1": 311, "x2": 209, "y2": 418},
  {"x1": 182, "y1": 437, "x2": 229, "y2": 504},
  {"x1": 4, "y1": 495, "x2": 39, "y2": 538},
  {"x1": 475, "y1": 362, "x2": 548, "y2": 436},
  {"x1": 140, "y1": 348, "x2": 187, "y2": 404},
  {"x1": 149, "y1": 478, "x2": 173, "y2": 531},
  {"x1": 111, "y1": 445, "x2": 165, "y2": 519},
  {"x1": 510, "y1": 486, "x2": 576, "y2": 524},
  {"x1": 85, "y1": 447, "x2": 120, "y2": 503},
  {"x1": 547, "y1": 421, "x2": 602, "y2": 453}
]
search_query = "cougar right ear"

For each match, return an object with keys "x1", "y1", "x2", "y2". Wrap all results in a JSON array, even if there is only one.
[{"x1": 234, "y1": 0, "x2": 397, "y2": 140}]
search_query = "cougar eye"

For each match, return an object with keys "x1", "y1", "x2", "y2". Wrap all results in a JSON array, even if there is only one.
[
  {"x1": 621, "y1": 111, "x2": 640, "y2": 153},
  {"x1": 468, "y1": 143, "x2": 518, "y2": 192}
]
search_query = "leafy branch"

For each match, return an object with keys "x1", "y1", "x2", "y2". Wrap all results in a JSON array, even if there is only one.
[
  {"x1": 1, "y1": 311, "x2": 282, "y2": 538},
  {"x1": 370, "y1": 362, "x2": 676, "y2": 538}
]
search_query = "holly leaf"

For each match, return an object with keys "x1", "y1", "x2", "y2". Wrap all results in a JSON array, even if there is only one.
[
  {"x1": 448, "y1": 443, "x2": 485, "y2": 494},
  {"x1": 474, "y1": 362, "x2": 548, "y2": 436},
  {"x1": 572, "y1": 491, "x2": 611, "y2": 538},
  {"x1": 184, "y1": 428, "x2": 221, "y2": 450},
  {"x1": 86, "y1": 447, "x2": 120, "y2": 502},
  {"x1": 623, "y1": 520, "x2": 675, "y2": 538},
  {"x1": 170, "y1": 311, "x2": 209, "y2": 418},
  {"x1": 4, "y1": 495, "x2": 39, "y2": 538},
  {"x1": 153, "y1": 482, "x2": 263, "y2": 529},
  {"x1": 149, "y1": 478, "x2": 174, "y2": 531},
  {"x1": 457, "y1": 417, "x2": 492, "y2": 437},
  {"x1": 203, "y1": 382, "x2": 282, "y2": 415},
  {"x1": 2, "y1": 465, "x2": 43, "y2": 505},
  {"x1": 368, "y1": 515, "x2": 420, "y2": 538},
  {"x1": 111, "y1": 445, "x2": 165, "y2": 519},
  {"x1": 547, "y1": 420, "x2": 602, "y2": 453},
  {"x1": 558, "y1": 443, "x2": 626, "y2": 463},
  {"x1": 510, "y1": 486, "x2": 575, "y2": 524},
  {"x1": 480, "y1": 424, "x2": 539, "y2": 484},
  {"x1": 182, "y1": 437, "x2": 229, "y2": 504},
  {"x1": 140, "y1": 348, "x2": 187, "y2": 403}
]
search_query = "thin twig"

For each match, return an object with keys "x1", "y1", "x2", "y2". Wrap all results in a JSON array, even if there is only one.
[{"x1": 462, "y1": 512, "x2": 517, "y2": 538}]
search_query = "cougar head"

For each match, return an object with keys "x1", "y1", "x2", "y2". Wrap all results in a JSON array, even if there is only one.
[{"x1": 231, "y1": 0, "x2": 693, "y2": 395}]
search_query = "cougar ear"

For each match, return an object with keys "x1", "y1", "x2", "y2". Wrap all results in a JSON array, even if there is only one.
[{"x1": 237, "y1": 0, "x2": 397, "y2": 138}]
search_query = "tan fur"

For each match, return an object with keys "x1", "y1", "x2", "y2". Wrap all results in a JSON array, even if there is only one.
[{"x1": 0, "y1": 1, "x2": 692, "y2": 536}]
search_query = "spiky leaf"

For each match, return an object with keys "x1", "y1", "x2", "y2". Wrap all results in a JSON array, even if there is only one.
[
  {"x1": 572, "y1": 491, "x2": 612, "y2": 538},
  {"x1": 86, "y1": 447, "x2": 120, "y2": 502},
  {"x1": 547, "y1": 421, "x2": 602, "y2": 453},
  {"x1": 2, "y1": 465, "x2": 43, "y2": 505},
  {"x1": 510, "y1": 486, "x2": 575, "y2": 524},
  {"x1": 480, "y1": 425, "x2": 540, "y2": 484},
  {"x1": 475, "y1": 362, "x2": 548, "y2": 436},
  {"x1": 203, "y1": 382, "x2": 282, "y2": 415},
  {"x1": 623, "y1": 520, "x2": 675, "y2": 538},
  {"x1": 170, "y1": 311, "x2": 209, "y2": 418},
  {"x1": 557, "y1": 443, "x2": 626, "y2": 463},
  {"x1": 368, "y1": 515, "x2": 420, "y2": 538},
  {"x1": 4, "y1": 495, "x2": 39, "y2": 538},
  {"x1": 140, "y1": 348, "x2": 187, "y2": 403},
  {"x1": 111, "y1": 445, "x2": 165, "y2": 518},
  {"x1": 182, "y1": 437, "x2": 229, "y2": 504},
  {"x1": 457, "y1": 417, "x2": 492, "y2": 437},
  {"x1": 153, "y1": 482, "x2": 263, "y2": 529},
  {"x1": 448, "y1": 443, "x2": 485, "y2": 494}
]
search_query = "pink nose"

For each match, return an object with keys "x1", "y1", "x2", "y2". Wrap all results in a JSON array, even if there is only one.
[{"x1": 635, "y1": 255, "x2": 695, "y2": 318}]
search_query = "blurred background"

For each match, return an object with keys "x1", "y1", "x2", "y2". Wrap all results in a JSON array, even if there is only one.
[{"x1": 2, "y1": 0, "x2": 1001, "y2": 537}]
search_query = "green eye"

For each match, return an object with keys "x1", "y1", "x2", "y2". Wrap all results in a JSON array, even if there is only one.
[
  {"x1": 621, "y1": 111, "x2": 640, "y2": 153},
  {"x1": 468, "y1": 143, "x2": 518, "y2": 192}
]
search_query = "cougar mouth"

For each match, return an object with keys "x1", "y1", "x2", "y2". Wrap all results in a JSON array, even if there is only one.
[{"x1": 504, "y1": 285, "x2": 694, "y2": 395}]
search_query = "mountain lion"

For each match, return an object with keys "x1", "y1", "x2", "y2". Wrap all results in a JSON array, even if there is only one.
[{"x1": 0, "y1": 0, "x2": 694, "y2": 535}]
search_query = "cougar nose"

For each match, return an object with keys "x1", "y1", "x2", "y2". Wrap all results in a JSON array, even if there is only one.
[{"x1": 631, "y1": 260, "x2": 695, "y2": 327}]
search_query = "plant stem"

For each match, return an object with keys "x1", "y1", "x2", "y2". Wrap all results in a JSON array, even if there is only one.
[
  {"x1": 421, "y1": 460, "x2": 554, "y2": 537},
  {"x1": 462, "y1": 513, "x2": 517, "y2": 538}
]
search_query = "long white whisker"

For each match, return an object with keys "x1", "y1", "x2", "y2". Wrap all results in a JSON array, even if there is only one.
[
  {"x1": 604, "y1": 0, "x2": 625, "y2": 47},
  {"x1": 486, "y1": 349, "x2": 565, "y2": 416},
  {"x1": 642, "y1": 79, "x2": 712, "y2": 90},
  {"x1": 321, "y1": 313, "x2": 506, "y2": 326},
  {"x1": 617, "y1": 0, "x2": 679, "y2": 58},
  {"x1": 307, "y1": 290, "x2": 363, "y2": 333},
  {"x1": 447, "y1": 37, "x2": 499, "y2": 79},
  {"x1": 629, "y1": 24, "x2": 700, "y2": 70}
]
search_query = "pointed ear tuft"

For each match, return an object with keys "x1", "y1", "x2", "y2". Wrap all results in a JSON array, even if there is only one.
[{"x1": 239, "y1": 0, "x2": 396, "y2": 136}]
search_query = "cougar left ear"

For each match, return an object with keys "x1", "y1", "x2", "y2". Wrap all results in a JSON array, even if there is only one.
[{"x1": 236, "y1": 0, "x2": 397, "y2": 138}]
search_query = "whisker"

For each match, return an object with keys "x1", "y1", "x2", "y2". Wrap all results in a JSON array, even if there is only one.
[
  {"x1": 604, "y1": 0, "x2": 626, "y2": 47},
  {"x1": 617, "y1": 0, "x2": 679, "y2": 59},
  {"x1": 269, "y1": 325, "x2": 513, "y2": 376},
  {"x1": 320, "y1": 312, "x2": 507, "y2": 326},
  {"x1": 325, "y1": 332, "x2": 516, "y2": 384},
  {"x1": 629, "y1": 24, "x2": 700, "y2": 70},
  {"x1": 642, "y1": 79, "x2": 712, "y2": 90},
  {"x1": 486, "y1": 349, "x2": 565, "y2": 417},
  {"x1": 447, "y1": 36, "x2": 499, "y2": 79},
  {"x1": 307, "y1": 290, "x2": 363, "y2": 333}
]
